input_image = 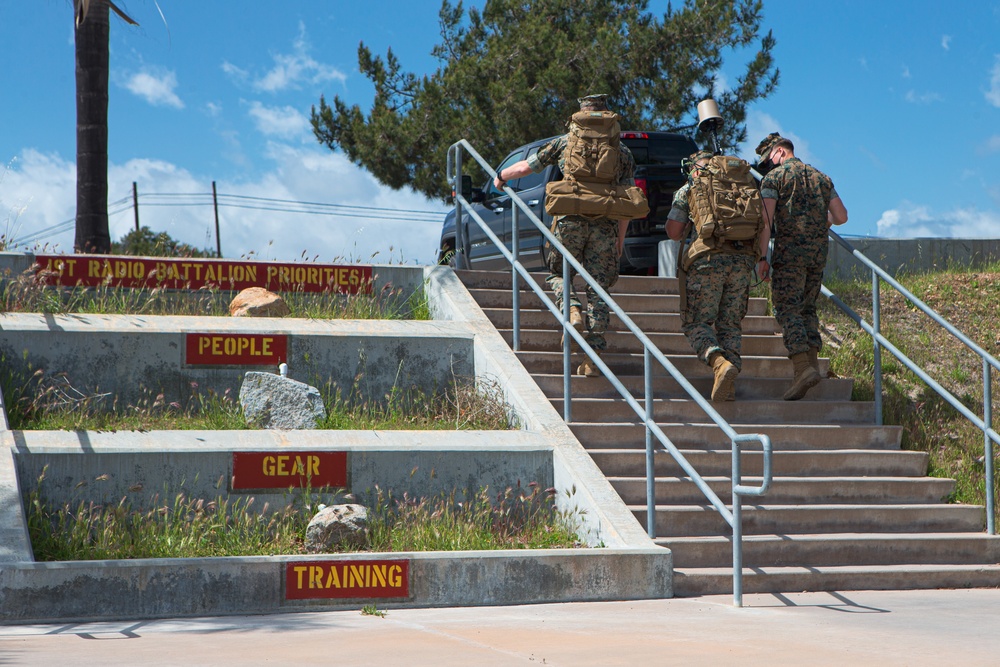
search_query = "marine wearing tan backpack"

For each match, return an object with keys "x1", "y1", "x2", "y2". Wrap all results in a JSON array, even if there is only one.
[
  {"x1": 680, "y1": 154, "x2": 765, "y2": 271},
  {"x1": 543, "y1": 110, "x2": 649, "y2": 220}
]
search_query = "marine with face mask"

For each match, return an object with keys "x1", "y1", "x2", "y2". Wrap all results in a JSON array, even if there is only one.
[{"x1": 755, "y1": 132, "x2": 849, "y2": 401}]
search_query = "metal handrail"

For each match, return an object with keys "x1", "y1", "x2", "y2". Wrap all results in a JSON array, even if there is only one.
[
  {"x1": 447, "y1": 139, "x2": 772, "y2": 606},
  {"x1": 823, "y1": 230, "x2": 999, "y2": 533}
]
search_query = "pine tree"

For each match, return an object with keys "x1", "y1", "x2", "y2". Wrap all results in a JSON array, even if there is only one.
[{"x1": 311, "y1": 0, "x2": 778, "y2": 201}]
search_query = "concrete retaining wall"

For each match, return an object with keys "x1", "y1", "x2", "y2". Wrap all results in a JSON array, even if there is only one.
[{"x1": 0, "y1": 258, "x2": 671, "y2": 622}]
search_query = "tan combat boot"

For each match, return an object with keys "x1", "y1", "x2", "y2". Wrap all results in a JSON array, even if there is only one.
[
  {"x1": 783, "y1": 351, "x2": 821, "y2": 401},
  {"x1": 807, "y1": 347, "x2": 821, "y2": 374},
  {"x1": 710, "y1": 353, "x2": 738, "y2": 403},
  {"x1": 560, "y1": 305, "x2": 585, "y2": 350},
  {"x1": 577, "y1": 351, "x2": 601, "y2": 377}
]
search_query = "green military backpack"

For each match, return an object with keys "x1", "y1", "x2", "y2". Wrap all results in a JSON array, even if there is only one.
[{"x1": 544, "y1": 110, "x2": 649, "y2": 220}]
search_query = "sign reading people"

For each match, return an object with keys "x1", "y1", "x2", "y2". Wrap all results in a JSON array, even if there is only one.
[{"x1": 34, "y1": 254, "x2": 374, "y2": 294}]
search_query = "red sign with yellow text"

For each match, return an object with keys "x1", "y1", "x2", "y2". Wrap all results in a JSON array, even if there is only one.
[
  {"x1": 232, "y1": 451, "x2": 348, "y2": 490},
  {"x1": 286, "y1": 560, "x2": 410, "y2": 600},
  {"x1": 34, "y1": 254, "x2": 373, "y2": 294},
  {"x1": 186, "y1": 333, "x2": 287, "y2": 366}
]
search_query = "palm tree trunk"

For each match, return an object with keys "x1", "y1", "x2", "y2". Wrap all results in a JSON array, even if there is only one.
[{"x1": 75, "y1": 0, "x2": 111, "y2": 254}]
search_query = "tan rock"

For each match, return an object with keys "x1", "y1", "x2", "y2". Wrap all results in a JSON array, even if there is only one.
[{"x1": 229, "y1": 287, "x2": 290, "y2": 317}]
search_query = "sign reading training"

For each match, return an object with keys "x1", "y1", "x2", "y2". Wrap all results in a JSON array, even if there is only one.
[
  {"x1": 231, "y1": 451, "x2": 348, "y2": 490},
  {"x1": 286, "y1": 560, "x2": 410, "y2": 600},
  {"x1": 34, "y1": 254, "x2": 374, "y2": 294}
]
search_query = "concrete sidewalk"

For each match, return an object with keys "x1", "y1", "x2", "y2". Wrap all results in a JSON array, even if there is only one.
[{"x1": 1, "y1": 588, "x2": 998, "y2": 666}]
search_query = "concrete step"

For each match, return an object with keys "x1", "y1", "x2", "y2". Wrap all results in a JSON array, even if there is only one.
[
  {"x1": 569, "y1": 423, "x2": 904, "y2": 450},
  {"x1": 500, "y1": 329, "x2": 789, "y2": 356},
  {"x1": 612, "y1": 476, "x2": 955, "y2": 505},
  {"x1": 672, "y1": 563, "x2": 1000, "y2": 597},
  {"x1": 481, "y1": 308, "x2": 780, "y2": 334},
  {"x1": 517, "y1": 351, "x2": 826, "y2": 378},
  {"x1": 552, "y1": 397, "x2": 875, "y2": 425},
  {"x1": 631, "y1": 504, "x2": 985, "y2": 537},
  {"x1": 659, "y1": 533, "x2": 1000, "y2": 568},
  {"x1": 468, "y1": 288, "x2": 770, "y2": 316},
  {"x1": 457, "y1": 270, "x2": 682, "y2": 294},
  {"x1": 589, "y1": 449, "x2": 930, "y2": 477},
  {"x1": 533, "y1": 373, "x2": 854, "y2": 401}
]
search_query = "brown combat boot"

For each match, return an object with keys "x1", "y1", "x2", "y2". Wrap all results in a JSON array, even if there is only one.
[
  {"x1": 577, "y1": 351, "x2": 601, "y2": 377},
  {"x1": 560, "y1": 305, "x2": 585, "y2": 350},
  {"x1": 783, "y1": 351, "x2": 821, "y2": 401},
  {"x1": 710, "y1": 353, "x2": 738, "y2": 403}
]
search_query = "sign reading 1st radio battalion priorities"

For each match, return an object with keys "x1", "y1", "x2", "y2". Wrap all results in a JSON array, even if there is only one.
[{"x1": 34, "y1": 254, "x2": 374, "y2": 294}]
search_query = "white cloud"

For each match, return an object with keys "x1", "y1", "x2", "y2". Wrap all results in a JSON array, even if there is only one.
[
  {"x1": 983, "y1": 135, "x2": 1000, "y2": 154},
  {"x1": 253, "y1": 23, "x2": 347, "y2": 93},
  {"x1": 247, "y1": 102, "x2": 310, "y2": 141},
  {"x1": 741, "y1": 110, "x2": 815, "y2": 164},
  {"x1": 941, "y1": 35, "x2": 951, "y2": 50},
  {"x1": 876, "y1": 202, "x2": 1000, "y2": 238},
  {"x1": 904, "y1": 89, "x2": 943, "y2": 104},
  {"x1": 0, "y1": 145, "x2": 447, "y2": 264},
  {"x1": 121, "y1": 68, "x2": 184, "y2": 109},
  {"x1": 986, "y1": 55, "x2": 1000, "y2": 108}
]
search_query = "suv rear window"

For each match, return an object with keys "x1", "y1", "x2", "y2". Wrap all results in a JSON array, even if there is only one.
[{"x1": 621, "y1": 134, "x2": 695, "y2": 167}]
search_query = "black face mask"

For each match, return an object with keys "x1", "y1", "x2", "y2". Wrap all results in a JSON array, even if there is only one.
[{"x1": 754, "y1": 157, "x2": 775, "y2": 176}]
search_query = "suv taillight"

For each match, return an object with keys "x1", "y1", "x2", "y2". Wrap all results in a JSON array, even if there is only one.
[
  {"x1": 634, "y1": 178, "x2": 648, "y2": 196},
  {"x1": 621, "y1": 132, "x2": 649, "y2": 139}
]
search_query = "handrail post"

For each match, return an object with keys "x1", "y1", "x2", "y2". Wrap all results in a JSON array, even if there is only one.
[
  {"x1": 512, "y1": 205, "x2": 521, "y2": 351},
  {"x1": 986, "y1": 357, "x2": 995, "y2": 535},
  {"x1": 645, "y1": 348, "x2": 655, "y2": 538},
  {"x1": 453, "y1": 150, "x2": 468, "y2": 270},
  {"x1": 732, "y1": 436, "x2": 744, "y2": 608},
  {"x1": 562, "y1": 253, "x2": 572, "y2": 423},
  {"x1": 872, "y1": 270, "x2": 883, "y2": 425}
]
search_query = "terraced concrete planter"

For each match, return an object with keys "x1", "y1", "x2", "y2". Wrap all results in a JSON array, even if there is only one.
[{"x1": 0, "y1": 260, "x2": 669, "y2": 621}]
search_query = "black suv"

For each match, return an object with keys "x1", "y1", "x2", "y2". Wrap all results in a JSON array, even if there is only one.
[{"x1": 438, "y1": 131, "x2": 699, "y2": 273}]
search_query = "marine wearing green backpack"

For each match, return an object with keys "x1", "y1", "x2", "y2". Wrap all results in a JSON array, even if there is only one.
[
  {"x1": 543, "y1": 110, "x2": 649, "y2": 220},
  {"x1": 680, "y1": 154, "x2": 765, "y2": 271}
]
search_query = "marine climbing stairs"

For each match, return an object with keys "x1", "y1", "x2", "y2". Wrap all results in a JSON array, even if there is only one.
[{"x1": 457, "y1": 269, "x2": 1000, "y2": 595}]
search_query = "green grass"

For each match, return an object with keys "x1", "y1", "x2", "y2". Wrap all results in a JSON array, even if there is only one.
[
  {"x1": 0, "y1": 265, "x2": 429, "y2": 320},
  {"x1": 1, "y1": 363, "x2": 516, "y2": 432},
  {"x1": 26, "y1": 472, "x2": 584, "y2": 561},
  {"x1": 815, "y1": 261, "x2": 1000, "y2": 523}
]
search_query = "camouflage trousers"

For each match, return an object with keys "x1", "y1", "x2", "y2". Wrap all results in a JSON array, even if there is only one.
[
  {"x1": 546, "y1": 216, "x2": 620, "y2": 351},
  {"x1": 681, "y1": 252, "x2": 754, "y2": 369},
  {"x1": 772, "y1": 240, "x2": 827, "y2": 357}
]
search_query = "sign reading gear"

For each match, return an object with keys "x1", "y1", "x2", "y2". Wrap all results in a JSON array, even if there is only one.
[
  {"x1": 186, "y1": 333, "x2": 287, "y2": 366},
  {"x1": 231, "y1": 451, "x2": 348, "y2": 490},
  {"x1": 286, "y1": 559, "x2": 410, "y2": 600},
  {"x1": 33, "y1": 254, "x2": 374, "y2": 294}
]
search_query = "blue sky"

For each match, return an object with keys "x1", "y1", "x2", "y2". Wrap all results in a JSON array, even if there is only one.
[{"x1": 2, "y1": 1, "x2": 999, "y2": 265}]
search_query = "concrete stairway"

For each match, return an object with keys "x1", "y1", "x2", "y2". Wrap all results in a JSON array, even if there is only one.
[{"x1": 458, "y1": 269, "x2": 1000, "y2": 595}]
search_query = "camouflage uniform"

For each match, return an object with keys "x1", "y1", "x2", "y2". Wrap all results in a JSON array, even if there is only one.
[
  {"x1": 527, "y1": 135, "x2": 636, "y2": 351},
  {"x1": 669, "y1": 181, "x2": 755, "y2": 370},
  {"x1": 760, "y1": 157, "x2": 838, "y2": 357}
]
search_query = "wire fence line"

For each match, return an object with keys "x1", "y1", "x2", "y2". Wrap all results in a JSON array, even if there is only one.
[{"x1": 11, "y1": 187, "x2": 446, "y2": 248}]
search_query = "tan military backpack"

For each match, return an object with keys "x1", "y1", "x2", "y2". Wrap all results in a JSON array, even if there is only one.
[{"x1": 544, "y1": 110, "x2": 649, "y2": 219}]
